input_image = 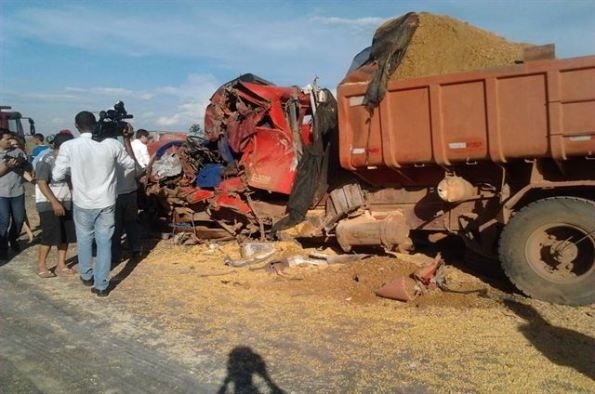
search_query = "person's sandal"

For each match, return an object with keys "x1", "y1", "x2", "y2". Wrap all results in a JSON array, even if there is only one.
[
  {"x1": 37, "y1": 271, "x2": 56, "y2": 278},
  {"x1": 55, "y1": 267, "x2": 76, "y2": 276}
]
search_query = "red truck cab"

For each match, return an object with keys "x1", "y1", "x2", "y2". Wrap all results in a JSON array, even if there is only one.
[{"x1": 0, "y1": 106, "x2": 36, "y2": 139}]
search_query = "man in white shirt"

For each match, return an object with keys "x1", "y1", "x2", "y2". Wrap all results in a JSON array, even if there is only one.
[
  {"x1": 131, "y1": 129, "x2": 151, "y2": 169},
  {"x1": 52, "y1": 111, "x2": 136, "y2": 296}
]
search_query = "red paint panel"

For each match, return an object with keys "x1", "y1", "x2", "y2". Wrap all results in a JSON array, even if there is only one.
[{"x1": 241, "y1": 128, "x2": 296, "y2": 194}]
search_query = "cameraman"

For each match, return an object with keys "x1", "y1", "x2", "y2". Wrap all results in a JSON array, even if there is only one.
[
  {"x1": 52, "y1": 111, "x2": 136, "y2": 296},
  {"x1": 0, "y1": 129, "x2": 32, "y2": 261}
]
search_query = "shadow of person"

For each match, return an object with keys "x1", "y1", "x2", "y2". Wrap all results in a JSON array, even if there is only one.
[
  {"x1": 109, "y1": 232, "x2": 161, "y2": 288},
  {"x1": 64, "y1": 254, "x2": 78, "y2": 269},
  {"x1": 503, "y1": 299, "x2": 595, "y2": 381},
  {"x1": 218, "y1": 346, "x2": 285, "y2": 394},
  {"x1": 109, "y1": 256, "x2": 140, "y2": 288}
]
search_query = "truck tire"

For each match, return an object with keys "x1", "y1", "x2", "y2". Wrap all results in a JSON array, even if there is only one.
[{"x1": 499, "y1": 197, "x2": 595, "y2": 305}]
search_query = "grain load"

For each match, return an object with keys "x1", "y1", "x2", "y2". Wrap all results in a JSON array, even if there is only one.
[{"x1": 391, "y1": 12, "x2": 531, "y2": 80}]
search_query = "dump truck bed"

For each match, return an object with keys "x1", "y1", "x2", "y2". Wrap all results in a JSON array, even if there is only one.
[{"x1": 337, "y1": 55, "x2": 595, "y2": 169}]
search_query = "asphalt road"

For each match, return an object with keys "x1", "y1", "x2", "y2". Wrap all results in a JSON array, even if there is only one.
[{"x1": 0, "y1": 244, "x2": 220, "y2": 394}]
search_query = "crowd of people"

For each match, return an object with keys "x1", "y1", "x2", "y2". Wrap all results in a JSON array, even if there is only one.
[{"x1": 0, "y1": 112, "x2": 152, "y2": 297}]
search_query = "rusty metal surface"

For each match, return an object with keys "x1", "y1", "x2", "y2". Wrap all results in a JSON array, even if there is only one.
[
  {"x1": 338, "y1": 55, "x2": 595, "y2": 169},
  {"x1": 501, "y1": 179, "x2": 595, "y2": 223},
  {"x1": 335, "y1": 210, "x2": 410, "y2": 252},
  {"x1": 375, "y1": 276, "x2": 420, "y2": 302}
]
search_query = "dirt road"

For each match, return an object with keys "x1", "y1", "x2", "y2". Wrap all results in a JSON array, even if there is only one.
[
  {"x1": 0, "y1": 247, "x2": 219, "y2": 393},
  {"x1": 1, "y1": 186, "x2": 594, "y2": 393}
]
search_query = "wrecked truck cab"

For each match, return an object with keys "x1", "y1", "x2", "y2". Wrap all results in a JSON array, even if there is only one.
[
  {"x1": 204, "y1": 73, "x2": 317, "y2": 195},
  {"x1": 146, "y1": 73, "x2": 333, "y2": 241}
]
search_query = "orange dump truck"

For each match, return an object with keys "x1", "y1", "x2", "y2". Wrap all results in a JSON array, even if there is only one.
[{"x1": 335, "y1": 52, "x2": 595, "y2": 305}]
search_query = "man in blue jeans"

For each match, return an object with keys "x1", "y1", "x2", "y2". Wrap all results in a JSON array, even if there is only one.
[
  {"x1": 52, "y1": 112, "x2": 136, "y2": 296},
  {"x1": 0, "y1": 129, "x2": 31, "y2": 261}
]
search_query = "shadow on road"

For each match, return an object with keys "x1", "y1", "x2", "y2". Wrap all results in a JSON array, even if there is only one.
[
  {"x1": 0, "y1": 237, "x2": 39, "y2": 268},
  {"x1": 109, "y1": 235, "x2": 162, "y2": 289},
  {"x1": 217, "y1": 346, "x2": 285, "y2": 394},
  {"x1": 503, "y1": 299, "x2": 595, "y2": 381}
]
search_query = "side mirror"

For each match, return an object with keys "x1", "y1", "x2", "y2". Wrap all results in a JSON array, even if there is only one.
[{"x1": 28, "y1": 119, "x2": 36, "y2": 135}]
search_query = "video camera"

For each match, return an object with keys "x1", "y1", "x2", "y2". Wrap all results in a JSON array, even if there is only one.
[
  {"x1": 92, "y1": 101, "x2": 134, "y2": 141},
  {"x1": 3, "y1": 153, "x2": 29, "y2": 170}
]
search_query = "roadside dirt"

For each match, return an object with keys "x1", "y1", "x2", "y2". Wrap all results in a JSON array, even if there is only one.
[
  {"x1": 6, "y1": 186, "x2": 595, "y2": 392},
  {"x1": 112, "y1": 236, "x2": 595, "y2": 392}
]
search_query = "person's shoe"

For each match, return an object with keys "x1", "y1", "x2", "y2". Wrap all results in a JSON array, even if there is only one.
[
  {"x1": 91, "y1": 286, "x2": 110, "y2": 297},
  {"x1": 10, "y1": 241, "x2": 21, "y2": 253},
  {"x1": 80, "y1": 276, "x2": 94, "y2": 287}
]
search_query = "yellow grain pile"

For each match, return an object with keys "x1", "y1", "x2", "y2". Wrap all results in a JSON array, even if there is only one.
[{"x1": 392, "y1": 12, "x2": 531, "y2": 79}]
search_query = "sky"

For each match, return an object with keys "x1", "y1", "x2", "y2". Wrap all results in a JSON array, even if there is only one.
[{"x1": 1, "y1": 0, "x2": 594, "y2": 135}]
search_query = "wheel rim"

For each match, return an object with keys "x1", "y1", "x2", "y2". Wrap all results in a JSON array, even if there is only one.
[{"x1": 524, "y1": 222, "x2": 595, "y2": 283}]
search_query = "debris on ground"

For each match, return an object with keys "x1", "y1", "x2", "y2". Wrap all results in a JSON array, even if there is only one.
[{"x1": 375, "y1": 253, "x2": 445, "y2": 302}]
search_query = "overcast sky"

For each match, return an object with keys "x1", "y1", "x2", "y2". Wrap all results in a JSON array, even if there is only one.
[{"x1": 1, "y1": 0, "x2": 594, "y2": 135}]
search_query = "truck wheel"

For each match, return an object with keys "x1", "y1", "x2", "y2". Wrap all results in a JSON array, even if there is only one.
[{"x1": 499, "y1": 197, "x2": 595, "y2": 305}]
